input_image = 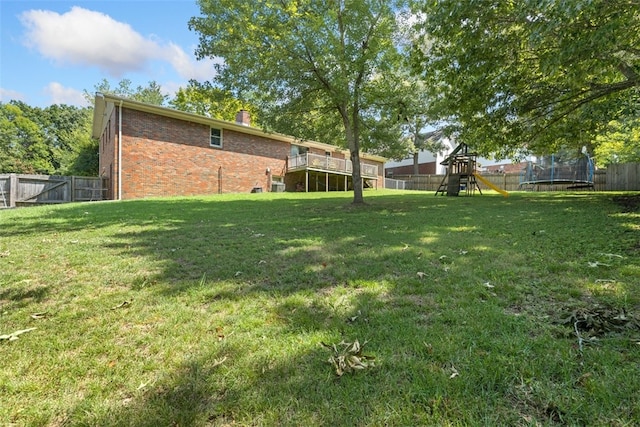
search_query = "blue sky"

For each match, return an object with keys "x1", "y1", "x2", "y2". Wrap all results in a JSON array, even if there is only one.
[{"x1": 0, "y1": 0, "x2": 218, "y2": 107}]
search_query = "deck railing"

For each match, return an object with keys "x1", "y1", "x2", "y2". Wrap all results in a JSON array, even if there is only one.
[{"x1": 288, "y1": 153, "x2": 378, "y2": 178}]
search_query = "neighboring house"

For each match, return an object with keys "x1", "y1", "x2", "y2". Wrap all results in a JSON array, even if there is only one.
[
  {"x1": 385, "y1": 135, "x2": 456, "y2": 176},
  {"x1": 92, "y1": 93, "x2": 385, "y2": 200},
  {"x1": 480, "y1": 162, "x2": 529, "y2": 174},
  {"x1": 385, "y1": 132, "x2": 526, "y2": 177}
]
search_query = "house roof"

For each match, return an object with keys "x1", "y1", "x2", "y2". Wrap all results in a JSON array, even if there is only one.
[{"x1": 92, "y1": 93, "x2": 386, "y2": 163}]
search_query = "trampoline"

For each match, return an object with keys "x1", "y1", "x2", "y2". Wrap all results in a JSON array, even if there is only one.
[{"x1": 519, "y1": 152, "x2": 595, "y2": 189}]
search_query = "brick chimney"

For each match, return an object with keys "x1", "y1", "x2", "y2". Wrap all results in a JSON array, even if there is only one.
[{"x1": 235, "y1": 110, "x2": 250, "y2": 126}]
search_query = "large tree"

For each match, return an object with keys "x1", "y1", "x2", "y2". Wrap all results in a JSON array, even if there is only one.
[
  {"x1": 0, "y1": 101, "x2": 96, "y2": 176},
  {"x1": 411, "y1": 0, "x2": 640, "y2": 159},
  {"x1": 0, "y1": 102, "x2": 53, "y2": 174},
  {"x1": 84, "y1": 79, "x2": 168, "y2": 106},
  {"x1": 169, "y1": 80, "x2": 253, "y2": 122},
  {"x1": 190, "y1": 0, "x2": 408, "y2": 203}
]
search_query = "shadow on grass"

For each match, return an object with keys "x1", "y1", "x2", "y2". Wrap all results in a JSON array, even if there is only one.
[
  {"x1": 64, "y1": 290, "x2": 494, "y2": 426},
  {"x1": 3, "y1": 192, "x2": 639, "y2": 424}
]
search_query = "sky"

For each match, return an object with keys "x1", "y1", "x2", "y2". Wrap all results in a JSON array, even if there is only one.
[{"x1": 0, "y1": 0, "x2": 219, "y2": 108}]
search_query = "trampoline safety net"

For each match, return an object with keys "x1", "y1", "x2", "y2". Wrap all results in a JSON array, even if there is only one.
[{"x1": 520, "y1": 153, "x2": 594, "y2": 186}]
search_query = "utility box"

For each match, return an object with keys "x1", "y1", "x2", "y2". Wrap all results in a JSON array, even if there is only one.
[{"x1": 271, "y1": 182, "x2": 285, "y2": 192}]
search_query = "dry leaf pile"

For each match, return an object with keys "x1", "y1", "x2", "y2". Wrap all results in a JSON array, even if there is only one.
[
  {"x1": 321, "y1": 339, "x2": 375, "y2": 376},
  {"x1": 558, "y1": 305, "x2": 640, "y2": 337}
]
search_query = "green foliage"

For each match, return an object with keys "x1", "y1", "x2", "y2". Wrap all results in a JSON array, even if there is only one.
[
  {"x1": 0, "y1": 102, "x2": 54, "y2": 174},
  {"x1": 190, "y1": 0, "x2": 409, "y2": 202},
  {"x1": 169, "y1": 80, "x2": 252, "y2": 122},
  {"x1": 84, "y1": 78, "x2": 168, "y2": 105},
  {"x1": 57, "y1": 121, "x2": 99, "y2": 176},
  {"x1": 594, "y1": 118, "x2": 640, "y2": 167},
  {"x1": 412, "y1": 0, "x2": 640, "y2": 158},
  {"x1": 0, "y1": 101, "x2": 96, "y2": 175}
]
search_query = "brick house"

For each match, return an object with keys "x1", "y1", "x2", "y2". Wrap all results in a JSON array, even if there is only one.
[{"x1": 91, "y1": 93, "x2": 385, "y2": 200}]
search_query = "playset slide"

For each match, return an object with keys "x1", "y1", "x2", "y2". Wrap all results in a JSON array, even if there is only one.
[{"x1": 474, "y1": 173, "x2": 509, "y2": 197}]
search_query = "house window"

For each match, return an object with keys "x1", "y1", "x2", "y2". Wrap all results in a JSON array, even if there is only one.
[{"x1": 210, "y1": 128, "x2": 222, "y2": 148}]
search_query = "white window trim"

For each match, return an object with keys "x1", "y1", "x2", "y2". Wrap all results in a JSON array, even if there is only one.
[{"x1": 210, "y1": 127, "x2": 223, "y2": 148}]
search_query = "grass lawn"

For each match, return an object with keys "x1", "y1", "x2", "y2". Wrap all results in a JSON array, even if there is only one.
[{"x1": 1, "y1": 190, "x2": 639, "y2": 426}]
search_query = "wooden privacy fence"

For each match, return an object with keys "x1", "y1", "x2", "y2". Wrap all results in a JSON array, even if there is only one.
[
  {"x1": 392, "y1": 170, "x2": 609, "y2": 192},
  {"x1": 606, "y1": 163, "x2": 640, "y2": 191},
  {"x1": 0, "y1": 174, "x2": 105, "y2": 208}
]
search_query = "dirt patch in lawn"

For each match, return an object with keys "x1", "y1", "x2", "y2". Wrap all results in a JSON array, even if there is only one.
[{"x1": 612, "y1": 194, "x2": 640, "y2": 212}]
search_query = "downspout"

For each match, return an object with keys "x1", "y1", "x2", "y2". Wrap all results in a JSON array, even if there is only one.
[{"x1": 118, "y1": 100, "x2": 123, "y2": 200}]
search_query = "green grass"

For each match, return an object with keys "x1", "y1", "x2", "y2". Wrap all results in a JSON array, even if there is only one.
[{"x1": 1, "y1": 190, "x2": 639, "y2": 426}]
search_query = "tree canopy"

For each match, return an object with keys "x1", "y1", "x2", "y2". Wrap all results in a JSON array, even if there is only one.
[
  {"x1": 169, "y1": 80, "x2": 253, "y2": 122},
  {"x1": 0, "y1": 101, "x2": 96, "y2": 175},
  {"x1": 411, "y1": 0, "x2": 640, "y2": 159},
  {"x1": 190, "y1": 0, "x2": 409, "y2": 203},
  {"x1": 84, "y1": 78, "x2": 168, "y2": 106}
]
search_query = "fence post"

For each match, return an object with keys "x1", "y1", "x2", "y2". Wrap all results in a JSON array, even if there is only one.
[
  {"x1": 71, "y1": 176, "x2": 76, "y2": 202},
  {"x1": 9, "y1": 174, "x2": 17, "y2": 208}
]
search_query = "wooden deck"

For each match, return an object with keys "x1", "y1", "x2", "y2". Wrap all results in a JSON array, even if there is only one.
[{"x1": 287, "y1": 153, "x2": 379, "y2": 178}]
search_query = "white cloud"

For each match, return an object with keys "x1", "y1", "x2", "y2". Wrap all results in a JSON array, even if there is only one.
[
  {"x1": 0, "y1": 88, "x2": 26, "y2": 102},
  {"x1": 163, "y1": 42, "x2": 221, "y2": 81},
  {"x1": 19, "y1": 6, "x2": 219, "y2": 81},
  {"x1": 160, "y1": 81, "x2": 185, "y2": 99},
  {"x1": 44, "y1": 82, "x2": 88, "y2": 106}
]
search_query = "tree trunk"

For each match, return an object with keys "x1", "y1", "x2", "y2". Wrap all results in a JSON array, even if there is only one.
[
  {"x1": 340, "y1": 105, "x2": 364, "y2": 204},
  {"x1": 413, "y1": 151, "x2": 419, "y2": 175},
  {"x1": 350, "y1": 148, "x2": 363, "y2": 203}
]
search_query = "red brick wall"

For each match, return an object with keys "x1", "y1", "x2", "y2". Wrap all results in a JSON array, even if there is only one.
[
  {"x1": 117, "y1": 108, "x2": 289, "y2": 199},
  {"x1": 99, "y1": 108, "x2": 117, "y2": 199},
  {"x1": 98, "y1": 106, "x2": 385, "y2": 198}
]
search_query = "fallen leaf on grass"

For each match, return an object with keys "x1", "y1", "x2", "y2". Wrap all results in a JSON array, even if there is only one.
[
  {"x1": 212, "y1": 356, "x2": 227, "y2": 368},
  {"x1": 0, "y1": 251, "x2": 10, "y2": 257},
  {"x1": 216, "y1": 326, "x2": 225, "y2": 341},
  {"x1": 347, "y1": 310, "x2": 362, "y2": 323},
  {"x1": 30, "y1": 312, "x2": 48, "y2": 319},
  {"x1": 423, "y1": 342, "x2": 433, "y2": 354},
  {"x1": 449, "y1": 366, "x2": 459, "y2": 379},
  {"x1": 111, "y1": 300, "x2": 132, "y2": 310},
  {"x1": 417, "y1": 272, "x2": 426, "y2": 279},
  {"x1": 1, "y1": 327, "x2": 37, "y2": 342},
  {"x1": 599, "y1": 253, "x2": 623, "y2": 259}
]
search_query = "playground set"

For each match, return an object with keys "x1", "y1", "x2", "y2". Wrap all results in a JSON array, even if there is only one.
[
  {"x1": 436, "y1": 143, "x2": 595, "y2": 196},
  {"x1": 435, "y1": 143, "x2": 509, "y2": 197}
]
